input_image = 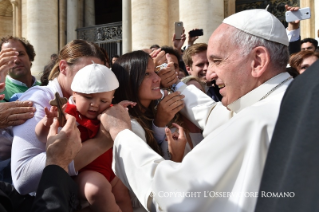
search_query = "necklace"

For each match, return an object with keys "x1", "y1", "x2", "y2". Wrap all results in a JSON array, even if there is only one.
[{"x1": 260, "y1": 76, "x2": 292, "y2": 101}]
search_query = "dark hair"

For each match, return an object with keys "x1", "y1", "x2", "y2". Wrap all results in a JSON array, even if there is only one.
[
  {"x1": 112, "y1": 50, "x2": 162, "y2": 155},
  {"x1": 0, "y1": 36, "x2": 36, "y2": 61},
  {"x1": 49, "y1": 39, "x2": 106, "y2": 80},
  {"x1": 301, "y1": 38, "x2": 318, "y2": 49},
  {"x1": 289, "y1": 50, "x2": 319, "y2": 72},
  {"x1": 160, "y1": 46, "x2": 182, "y2": 61},
  {"x1": 150, "y1": 44, "x2": 160, "y2": 49},
  {"x1": 41, "y1": 60, "x2": 56, "y2": 85},
  {"x1": 112, "y1": 55, "x2": 120, "y2": 59},
  {"x1": 50, "y1": 53, "x2": 58, "y2": 59},
  {"x1": 99, "y1": 47, "x2": 111, "y2": 68}
]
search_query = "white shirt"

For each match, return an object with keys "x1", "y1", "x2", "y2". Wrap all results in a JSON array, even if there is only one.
[
  {"x1": 11, "y1": 78, "x2": 77, "y2": 195},
  {"x1": 112, "y1": 72, "x2": 292, "y2": 212}
]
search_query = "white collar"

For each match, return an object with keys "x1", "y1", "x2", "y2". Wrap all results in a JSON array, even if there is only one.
[
  {"x1": 227, "y1": 72, "x2": 292, "y2": 113},
  {"x1": 47, "y1": 78, "x2": 64, "y2": 97},
  {"x1": 7, "y1": 75, "x2": 37, "y2": 87}
]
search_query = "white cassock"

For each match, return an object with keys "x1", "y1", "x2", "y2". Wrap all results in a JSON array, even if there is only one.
[{"x1": 112, "y1": 72, "x2": 292, "y2": 212}]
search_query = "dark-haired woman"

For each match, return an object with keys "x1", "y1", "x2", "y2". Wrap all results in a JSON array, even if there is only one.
[{"x1": 111, "y1": 50, "x2": 185, "y2": 210}]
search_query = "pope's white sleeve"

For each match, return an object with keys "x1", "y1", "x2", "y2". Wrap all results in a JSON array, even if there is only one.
[{"x1": 177, "y1": 83, "x2": 217, "y2": 130}]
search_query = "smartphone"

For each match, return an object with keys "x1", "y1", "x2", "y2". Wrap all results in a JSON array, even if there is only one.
[
  {"x1": 285, "y1": 7, "x2": 311, "y2": 22},
  {"x1": 189, "y1": 29, "x2": 204, "y2": 37},
  {"x1": 175, "y1": 22, "x2": 183, "y2": 39}
]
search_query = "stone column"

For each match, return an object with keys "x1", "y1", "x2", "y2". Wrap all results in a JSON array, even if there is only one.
[
  {"x1": 224, "y1": 0, "x2": 236, "y2": 18},
  {"x1": 59, "y1": 0, "x2": 66, "y2": 49},
  {"x1": 10, "y1": 0, "x2": 16, "y2": 36},
  {"x1": 179, "y1": 0, "x2": 224, "y2": 44},
  {"x1": 67, "y1": 0, "x2": 78, "y2": 42},
  {"x1": 21, "y1": 0, "x2": 27, "y2": 37},
  {"x1": 300, "y1": 0, "x2": 315, "y2": 39},
  {"x1": 122, "y1": 0, "x2": 131, "y2": 54},
  {"x1": 16, "y1": 0, "x2": 22, "y2": 37},
  {"x1": 131, "y1": 0, "x2": 168, "y2": 50},
  {"x1": 26, "y1": 0, "x2": 58, "y2": 79},
  {"x1": 78, "y1": 0, "x2": 83, "y2": 28},
  {"x1": 84, "y1": 0, "x2": 95, "y2": 27},
  {"x1": 168, "y1": 0, "x2": 179, "y2": 45}
]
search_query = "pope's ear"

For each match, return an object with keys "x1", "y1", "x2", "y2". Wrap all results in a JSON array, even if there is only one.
[
  {"x1": 250, "y1": 46, "x2": 270, "y2": 78},
  {"x1": 59, "y1": 60, "x2": 68, "y2": 76}
]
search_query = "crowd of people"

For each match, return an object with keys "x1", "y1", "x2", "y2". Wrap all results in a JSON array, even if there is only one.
[{"x1": 0, "y1": 4, "x2": 318, "y2": 212}]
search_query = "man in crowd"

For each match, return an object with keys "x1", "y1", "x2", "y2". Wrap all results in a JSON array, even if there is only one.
[
  {"x1": 99, "y1": 9, "x2": 291, "y2": 212},
  {"x1": 111, "y1": 55, "x2": 119, "y2": 65},
  {"x1": 0, "y1": 38, "x2": 37, "y2": 183},
  {"x1": 301, "y1": 38, "x2": 318, "y2": 52},
  {"x1": 0, "y1": 36, "x2": 41, "y2": 102},
  {"x1": 285, "y1": 5, "x2": 318, "y2": 54},
  {"x1": 182, "y1": 43, "x2": 221, "y2": 101},
  {"x1": 182, "y1": 43, "x2": 208, "y2": 82}
]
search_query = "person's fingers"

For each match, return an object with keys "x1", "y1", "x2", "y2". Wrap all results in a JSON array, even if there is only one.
[
  {"x1": 170, "y1": 99, "x2": 185, "y2": 111},
  {"x1": 162, "y1": 91, "x2": 181, "y2": 102},
  {"x1": 150, "y1": 48, "x2": 161, "y2": 58},
  {"x1": 63, "y1": 114, "x2": 77, "y2": 131},
  {"x1": 12, "y1": 100, "x2": 33, "y2": 108},
  {"x1": 44, "y1": 107, "x2": 51, "y2": 116},
  {"x1": 166, "y1": 53, "x2": 173, "y2": 64},
  {"x1": 172, "y1": 33, "x2": 176, "y2": 41},
  {"x1": 171, "y1": 123, "x2": 184, "y2": 136},
  {"x1": 0, "y1": 94, "x2": 4, "y2": 101},
  {"x1": 0, "y1": 48, "x2": 17, "y2": 54},
  {"x1": 6, "y1": 111, "x2": 34, "y2": 122},
  {"x1": 120, "y1": 101, "x2": 137, "y2": 108},
  {"x1": 8, "y1": 105, "x2": 35, "y2": 115},
  {"x1": 48, "y1": 118, "x2": 59, "y2": 139},
  {"x1": 6, "y1": 119, "x2": 27, "y2": 127},
  {"x1": 165, "y1": 127, "x2": 173, "y2": 144}
]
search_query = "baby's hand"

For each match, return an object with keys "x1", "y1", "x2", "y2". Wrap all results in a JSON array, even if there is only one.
[
  {"x1": 43, "y1": 106, "x2": 58, "y2": 127},
  {"x1": 118, "y1": 100, "x2": 137, "y2": 109},
  {"x1": 165, "y1": 123, "x2": 187, "y2": 162}
]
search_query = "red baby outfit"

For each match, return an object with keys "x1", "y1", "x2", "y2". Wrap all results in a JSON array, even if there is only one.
[{"x1": 65, "y1": 103, "x2": 115, "y2": 182}]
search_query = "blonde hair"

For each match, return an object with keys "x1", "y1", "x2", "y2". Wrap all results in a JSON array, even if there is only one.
[{"x1": 49, "y1": 40, "x2": 106, "y2": 80}]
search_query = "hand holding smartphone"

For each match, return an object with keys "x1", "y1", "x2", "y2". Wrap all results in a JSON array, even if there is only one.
[
  {"x1": 175, "y1": 22, "x2": 183, "y2": 40},
  {"x1": 285, "y1": 7, "x2": 311, "y2": 23},
  {"x1": 189, "y1": 29, "x2": 204, "y2": 37}
]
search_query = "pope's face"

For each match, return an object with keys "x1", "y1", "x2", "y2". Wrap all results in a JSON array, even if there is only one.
[{"x1": 206, "y1": 24, "x2": 252, "y2": 106}]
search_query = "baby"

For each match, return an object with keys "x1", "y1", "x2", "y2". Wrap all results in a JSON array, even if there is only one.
[{"x1": 35, "y1": 63, "x2": 134, "y2": 212}]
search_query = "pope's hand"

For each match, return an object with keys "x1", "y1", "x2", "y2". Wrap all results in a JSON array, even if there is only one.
[
  {"x1": 46, "y1": 114, "x2": 82, "y2": 172},
  {"x1": 98, "y1": 104, "x2": 132, "y2": 141}
]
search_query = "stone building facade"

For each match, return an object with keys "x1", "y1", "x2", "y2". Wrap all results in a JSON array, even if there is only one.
[{"x1": 0, "y1": 0, "x2": 317, "y2": 78}]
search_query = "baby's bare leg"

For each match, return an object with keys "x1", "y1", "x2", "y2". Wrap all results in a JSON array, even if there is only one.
[
  {"x1": 111, "y1": 176, "x2": 133, "y2": 212},
  {"x1": 76, "y1": 170, "x2": 121, "y2": 212}
]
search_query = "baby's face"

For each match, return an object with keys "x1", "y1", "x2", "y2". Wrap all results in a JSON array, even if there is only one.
[{"x1": 73, "y1": 90, "x2": 114, "y2": 119}]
